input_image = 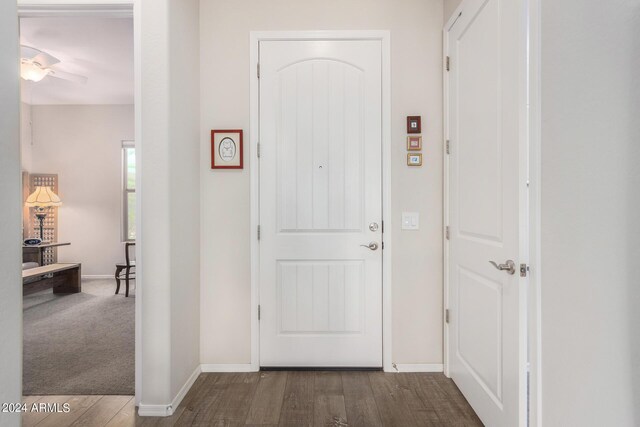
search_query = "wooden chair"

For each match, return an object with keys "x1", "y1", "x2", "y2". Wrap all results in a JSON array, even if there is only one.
[{"x1": 115, "y1": 242, "x2": 135, "y2": 297}]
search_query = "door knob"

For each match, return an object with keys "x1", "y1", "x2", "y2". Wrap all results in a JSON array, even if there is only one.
[
  {"x1": 360, "y1": 242, "x2": 379, "y2": 251},
  {"x1": 369, "y1": 222, "x2": 379, "y2": 232},
  {"x1": 489, "y1": 260, "x2": 516, "y2": 275}
]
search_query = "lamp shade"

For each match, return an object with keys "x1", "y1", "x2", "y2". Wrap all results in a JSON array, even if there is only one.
[{"x1": 25, "y1": 186, "x2": 62, "y2": 208}]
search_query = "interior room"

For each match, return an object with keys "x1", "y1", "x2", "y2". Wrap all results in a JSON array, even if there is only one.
[
  {"x1": 19, "y1": 15, "x2": 135, "y2": 400},
  {"x1": 0, "y1": 0, "x2": 638, "y2": 426}
]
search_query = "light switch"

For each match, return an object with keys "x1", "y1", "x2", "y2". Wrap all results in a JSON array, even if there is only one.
[{"x1": 401, "y1": 212, "x2": 419, "y2": 230}]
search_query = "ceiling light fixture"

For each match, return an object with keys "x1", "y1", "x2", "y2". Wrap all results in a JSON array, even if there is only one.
[{"x1": 20, "y1": 59, "x2": 51, "y2": 82}]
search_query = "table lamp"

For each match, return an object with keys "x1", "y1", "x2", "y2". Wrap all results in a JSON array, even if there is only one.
[{"x1": 25, "y1": 186, "x2": 62, "y2": 240}]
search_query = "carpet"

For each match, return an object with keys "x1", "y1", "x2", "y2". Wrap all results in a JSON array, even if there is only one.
[{"x1": 23, "y1": 279, "x2": 135, "y2": 395}]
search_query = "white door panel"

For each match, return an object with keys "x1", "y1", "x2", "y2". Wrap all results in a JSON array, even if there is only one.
[
  {"x1": 447, "y1": 0, "x2": 527, "y2": 425},
  {"x1": 259, "y1": 40, "x2": 383, "y2": 367}
]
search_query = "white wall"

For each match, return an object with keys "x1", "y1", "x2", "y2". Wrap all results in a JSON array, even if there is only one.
[
  {"x1": 168, "y1": 0, "x2": 201, "y2": 401},
  {"x1": 138, "y1": 0, "x2": 201, "y2": 412},
  {"x1": 138, "y1": 0, "x2": 172, "y2": 406},
  {"x1": 443, "y1": 0, "x2": 463, "y2": 22},
  {"x1": 0, "y1": 1, "x2": 23, "y2": 426},
  {"x1": 200, "y1": 0, "x2": 444, "y2": 366},
  {"x1": 21, "y1": 103, "x2": 33, "y2": 172},
  {"x1": 28, "y1": 105, "x2": 134, "y2": 276},
  {"x1": 541, "y1": 0, "x2": 640, "y2": 425}
]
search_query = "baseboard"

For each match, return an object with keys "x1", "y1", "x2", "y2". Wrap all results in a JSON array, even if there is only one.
[
  {"x1": 137, "y1": 364, "x2": 201, "y2": 417},
  {"x1": 137, "y1": 404, "x2": 172, "y2": 417},
  {"x1": 170, "y1": 364, "x2": 201, "y2": 413},
  {"x1": 200, "y1": 363, "x2": 434, "y2": 373},
  {"x1": 389, "y1": 363, "x2": 444, "y2": 373},
  {"x1": 82, "y1": 275, "x2": 114, "y2": 279},
  {"x1": 261, "y1": 366, "x2": 381, "y2": 371},
  {"x1": 200, "y1": 363, "x2": 258, "y2": 372}
]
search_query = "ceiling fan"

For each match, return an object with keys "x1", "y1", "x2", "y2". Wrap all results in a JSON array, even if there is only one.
[{"x1": 20, "y1": 45, "x2": 88, "y2": 84}]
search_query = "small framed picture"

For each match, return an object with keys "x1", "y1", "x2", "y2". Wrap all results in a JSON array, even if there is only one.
[
  {"x1": 211, "y1": 129, "x2": 243, "y2": 169},
  {"x1": 407, "y1": 135, "x2": 422, "y2": 151},
  {"x1": 407, "y1": 153, "x2": 423, "y2": 166},
  {"x1": 407, "y1": 116, "x2": 422, "y2": 134}
]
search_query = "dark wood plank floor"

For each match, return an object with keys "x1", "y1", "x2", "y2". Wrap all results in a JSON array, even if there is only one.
[
  {"x1": 23, "y1": 372, "x2": 482, "y2": 426},
  {"x1": 137, "y1": 372, "x2": 483, "y2": 427}
]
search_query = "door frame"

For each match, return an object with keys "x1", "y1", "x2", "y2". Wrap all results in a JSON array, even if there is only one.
[
  {"x1": 16, "y1": 0, "x2": 142, "y2": 406},
  {"x1": 249, "y1": 31, "x2": 393, "y2": 371},
  {"x1": 442, "y1": 0, "x2": 541, "y2": 425}
]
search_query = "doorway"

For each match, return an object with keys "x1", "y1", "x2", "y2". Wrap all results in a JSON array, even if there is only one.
[
  {"x1": 16, "y1": 3, "x2": 139, "y2": 419},
  {"x1": 251, "y1": 32, "x2": 392, "y2": 369}
]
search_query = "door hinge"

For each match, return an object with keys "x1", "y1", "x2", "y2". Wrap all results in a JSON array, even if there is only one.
[
  {"x1": 446, "y1": 140, "x2": 450, "y2": 154},
  {"x1": 446, "y1": 56, "x2": 450, "y2": 71},
  {"x1": 257, "y1": 142, "x2": 260, "y2": 158},
  {"x1": 445, "y1": 226, "x2": 450, "y2": 240},
  {"x1": 257, "y1": 63, "x2": 260, "y2": 78},
  {"x1": 381, "y1": 220, "x2": 384, "y2": 233},
  {"x1": 257, "y1": 225, "x2": 261, "y2": 240},
  {"x1": 445, "y1": 309, "x2": 450, "y2": 324},
  {"x1": 382, "y1": 241, "x2": 385, "y2": 250},
  {"x1": 258, "y1": 305, "x2": 261, "y2": 320},
  {"x1": 520, "y1": 263, "x2": 529, "y2": 277}
]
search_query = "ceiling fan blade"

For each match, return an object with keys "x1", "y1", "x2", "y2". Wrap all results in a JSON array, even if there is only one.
[
  {"x1": 49, "y1": 69, "x2": 88, "y2": 84},
  {"x1": 20, "y1": 45, "x2": 41, "y2": 59},
  {"x1": 20, "y1": 45, "x2": 60, "y2": 67},
  {"x1": 32, "y1": 52, "x2": 60, "y2": 68}
]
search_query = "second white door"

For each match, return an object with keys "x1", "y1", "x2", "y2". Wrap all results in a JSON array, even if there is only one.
[
  {"x1": 446, "y1": 0, "x2": 527, "y2": 425},
  {"x1": 259, "y1": 39, "x2": 383, "y2": 367}
]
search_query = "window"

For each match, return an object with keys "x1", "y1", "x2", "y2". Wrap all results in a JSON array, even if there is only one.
[{"x1": 122, "y1": 142, "x2": 136, "y2": 241}]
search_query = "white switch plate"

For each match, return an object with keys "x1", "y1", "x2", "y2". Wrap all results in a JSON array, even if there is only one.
[{"x1": 401, "y1": 212, "x2": 419, "y2": 230}]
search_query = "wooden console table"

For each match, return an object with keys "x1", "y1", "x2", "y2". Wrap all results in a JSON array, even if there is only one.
[{"x1": 23, "y1": 242, "x2": 71, "y2": 266}]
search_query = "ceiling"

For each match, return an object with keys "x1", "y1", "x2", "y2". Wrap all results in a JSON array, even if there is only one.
[{"x1": 20, "y1": 17, "x2": 134, "y2": 105}]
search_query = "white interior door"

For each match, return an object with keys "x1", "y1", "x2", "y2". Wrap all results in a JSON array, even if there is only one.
[
  {"x1": 259, "y1": 39, "x2": 383, "y2": 367},
  {"x1": 447, "y1": 0, "x2": 527, "y2": 425}
]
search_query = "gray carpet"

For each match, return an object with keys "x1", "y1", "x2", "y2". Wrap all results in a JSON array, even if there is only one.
[{"x1": 23, "y1": 279, "x2": 134, "y2": 395}]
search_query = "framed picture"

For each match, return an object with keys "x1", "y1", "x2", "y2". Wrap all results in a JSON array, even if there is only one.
[
  {"x1": 407, "y1": 116, "x2": 422, "y2": 134},
  {"x1": 407, "y1": 153, "x2": 423, "y2": 166},
  {"x1": 407, "y1": 135, "x2": 422, "y2": 151},
  {"x1": 211, "y1": 129, "x2": 243, "y2": 169}
]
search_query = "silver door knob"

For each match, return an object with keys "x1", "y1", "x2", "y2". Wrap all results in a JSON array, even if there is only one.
[
  {"x1": 360, "y1": 242, "x2": 379, "y2": 251},
  {"x1": 489, "y1": 260, "x2": 516, "y2": 275},
  {"x1": 369, "y1": 222, "x2": 379, "y2": 232}
]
